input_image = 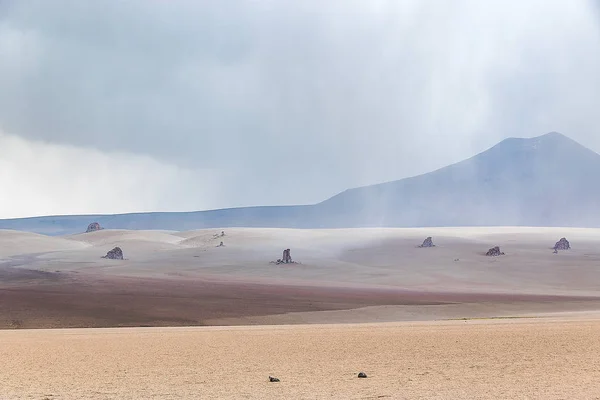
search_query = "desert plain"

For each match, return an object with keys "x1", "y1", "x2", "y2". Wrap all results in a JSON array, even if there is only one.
[{"x1": 1, "y1": 226, "x2": 600, "y2": 398}]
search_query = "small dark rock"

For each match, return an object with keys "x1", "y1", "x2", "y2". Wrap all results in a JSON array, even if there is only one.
[
  {"x1": 269, "y1": 376, "x2": 280, "y2": 382},
  {"x1": 86, "y1": 222, "x2": 103, "y2": 233},
  {"x1": 102, "y1": 247, "x2": 123, "y2": 260},
  {"x1": 358, "y1": 372, "x2": 367, "y2": 378},
  {"x1": 485, "y1": 246, "x2": 505, "y2": 257},
  {"x1": 418, "y1": 237, "x2": 435, "y2": 248},
  {"x1": 553, "y1": 237, "x2": 570, "y2": 251}
]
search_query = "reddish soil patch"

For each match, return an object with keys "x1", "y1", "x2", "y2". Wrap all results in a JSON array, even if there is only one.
[{"x1": 1, "y1": 267, "x2": 598, "y2": 329}]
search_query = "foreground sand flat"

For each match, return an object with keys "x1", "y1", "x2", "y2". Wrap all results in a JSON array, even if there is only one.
[{"x1": 1, "y1": 317, "x2": 600, "y2": 399}]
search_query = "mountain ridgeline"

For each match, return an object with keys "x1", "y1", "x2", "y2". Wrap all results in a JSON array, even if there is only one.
[{"x1": 2, "y1": 132, "x2": 600, "y2": 235}]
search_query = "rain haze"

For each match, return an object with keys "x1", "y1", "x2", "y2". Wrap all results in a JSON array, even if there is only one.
[
  {"x1": 1, "y1": 0, "x2": 599, "y2": 219},
  {"x1": 5, "y1": 4, "x2": 600, "y2": 397}
]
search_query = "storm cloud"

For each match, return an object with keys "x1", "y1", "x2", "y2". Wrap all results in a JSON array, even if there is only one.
[{"x1": 1, "y1": 0, "x2": 599, "y2": 218}]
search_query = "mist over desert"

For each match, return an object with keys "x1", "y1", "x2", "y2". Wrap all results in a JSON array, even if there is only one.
[
  {"x1": 2, "y1": 226, "x2": 600, "y2": 327},
  {"x1": 2, "y1": 226, "x2": 600, "y2": 398}
]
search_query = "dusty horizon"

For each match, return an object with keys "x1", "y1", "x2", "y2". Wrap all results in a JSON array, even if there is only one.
[{"x1": 2, "y1": 226, "x2": 600, "y2": 328}]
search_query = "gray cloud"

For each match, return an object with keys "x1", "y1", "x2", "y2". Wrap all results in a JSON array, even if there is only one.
[
  {"x1": 0, "y1": 0, "x2": 599, "y2": 217},
  {"x1": 0, "y1": 130, "x2": 220, "y2": 218}
]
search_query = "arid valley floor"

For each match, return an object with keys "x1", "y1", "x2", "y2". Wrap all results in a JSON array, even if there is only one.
[{"x1": 2, "y1": 227, "x2": 600, "y2": 398}]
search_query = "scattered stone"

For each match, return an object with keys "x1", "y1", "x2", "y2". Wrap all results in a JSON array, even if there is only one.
[
  {"x1": 269, "y1": 376, "x2": 280, "y2": 382},
  {"x1": 418, "y1": 237, "x2": 435, "y2": 248},
  {"x1": 217, "y1": 241, "x2": 225, "y2": 247},
  {"x1": 485, "y1": 246, "x2": 505, "y2": 257},
  {"x1": 554, "y1": 237, "x2": 570, "y2": 251},
  {"x1": 553, "y1": 249, "x2": 558, "y2": 254},
  {"x1": 102, "y1": 247, "x2": 123, "y2": 260},
  {"x1": 358, "y1": 372, "x2": 368, "y2": 378},
  {"x1": 85, "y1": 222, "x2": 103, "y2": 233}
]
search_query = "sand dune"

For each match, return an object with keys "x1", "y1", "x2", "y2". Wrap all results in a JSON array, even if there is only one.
[
  {"x1": 0, "y1": 229, "x2": 89, "y2": 257},
  {"x1": 67, "y1": 229, "x2": 182, "y2": 245}
]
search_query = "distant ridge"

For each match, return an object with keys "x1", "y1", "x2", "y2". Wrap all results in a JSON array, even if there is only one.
[{"x1": 2, "y1": 132, "x2": 600, "y2": 235}]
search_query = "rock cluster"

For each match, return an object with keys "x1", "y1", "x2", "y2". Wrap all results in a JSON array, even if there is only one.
[
  {"x1": 102, "y1": 247, "x2": 124, "y2": 260},
  {"x1": 485, "y1": 246, "x2": 505, "y2": 257},
  {"x1": 86, "y1": 222, "x2": 103, "y2": 233},
  {"x1": 554, "y1": 237, "x2": 570, "y2": 251},
  {"x1": 418, "y1": 237, "x2": 435, "y2": 248}
]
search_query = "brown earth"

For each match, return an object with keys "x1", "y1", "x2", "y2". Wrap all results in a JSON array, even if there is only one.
[{"x1": 2, "y1": 267, "x2": 600, "y2": 329}]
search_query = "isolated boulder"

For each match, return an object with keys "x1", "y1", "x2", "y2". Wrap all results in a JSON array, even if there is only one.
[
  {"x1": 485, "y1": 246, "x2": 505, "y2": 257},
  {"x1": 102, "y1": 247, "x2": 123, "y2": 260},
  {"x1": 269, "y1": 376, "x2": 280, "y2": 382},
  {"x1": 419, "y1": 237, "x2": 435, "y2": 248},
  {"x1": 554, "y1": 237, "x2": 570, "y2": 251},
  {"x1": 358, "y1": 372, "x2": 368, "y2": 378},
  {"x1": 86, "y1": 222, "x2": 103, "y2": 233}
]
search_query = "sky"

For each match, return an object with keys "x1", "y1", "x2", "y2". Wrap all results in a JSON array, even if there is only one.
[{"x1": 1, "y1": 0, "x2": 599, "y2": 219}]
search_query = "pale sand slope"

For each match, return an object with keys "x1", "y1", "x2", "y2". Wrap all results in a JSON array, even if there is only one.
[
  {"x1": 5, "y1": 226, "x2": 600, "y2": 296},
  {"x1": 0, "y1": 230, "x2": 89, "y2": 258},
  {"x1": 1, "y1": 318, "x2": 600, "y2": 399}
]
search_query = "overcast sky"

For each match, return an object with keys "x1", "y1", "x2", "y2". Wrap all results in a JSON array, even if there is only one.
[{"x1": 1, "y1": 0, "x2": 599, "y2": 218}]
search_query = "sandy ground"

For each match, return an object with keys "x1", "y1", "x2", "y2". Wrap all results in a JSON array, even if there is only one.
[
  {"x1": 3, "y1": 227, "x2": 600, "y2": 398},
  {"x1": 2, "y1": 226, "x2": 600, "y2": 327},
  {"x1": 1, "y1": 317, "x2": 600, "y2": 399}
]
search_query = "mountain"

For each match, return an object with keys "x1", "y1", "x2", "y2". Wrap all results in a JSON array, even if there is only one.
[
  {"x1": 2, "y1": 132, "x2": 600, "y2": 235},
  {"x1": 317, "y1": 131, "x2": 600, "y2": 227}
]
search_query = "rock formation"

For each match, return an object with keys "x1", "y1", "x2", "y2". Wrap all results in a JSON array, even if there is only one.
[
  {"x1": 272, "y1": 249, "x2": 298, "y2": 265},
  {"x1": 102, "y1": 247, "x2": 123, "y2": 260},
  {"x1": 418, "y1": 237, "x2": 435, "y2": 248},
  {"x1": 485, "y1": 246, "x2": 505, "y2": 257},
  {"x1": 86, "y1": 222, "x2": 103, "y2": 233},
  {"x1": 553, "y1": 237, "x2": 570, "y2": 251},
  {"x1": 278, "y1": 249, "x2": 292, "y2": 263}
]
